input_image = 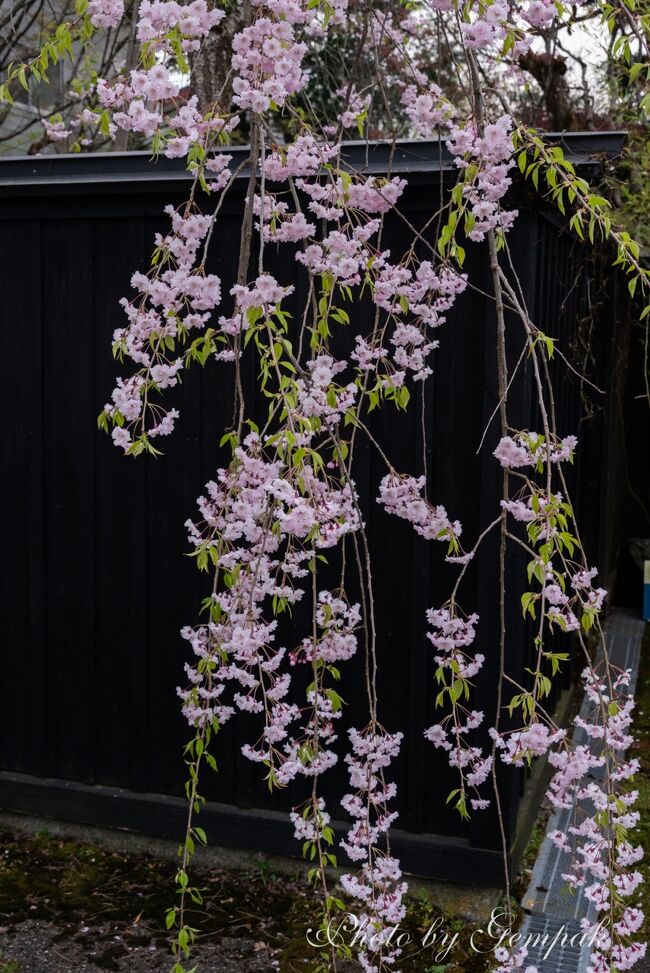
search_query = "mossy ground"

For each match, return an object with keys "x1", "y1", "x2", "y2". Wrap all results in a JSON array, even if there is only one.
[{"x1": 0, "y1": 827, "x2": 493, "y2": 973}]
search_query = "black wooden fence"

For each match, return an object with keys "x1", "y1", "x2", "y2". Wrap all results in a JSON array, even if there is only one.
[{"x1": 0, "y1": 133, "x2": 644, "y2": 885}]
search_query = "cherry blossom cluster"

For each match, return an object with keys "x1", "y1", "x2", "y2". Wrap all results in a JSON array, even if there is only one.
[
  {"x1": 254, "y1": 192, "x2": 316, "y2": 244},
  {"x1": 42, "y1": 117, "x2": 71, "y2": 142},
  {"x1": 136, "y1": 0, "x2": 224, "y2": 52},
  {"x1": 97, "y1": 69, "x2": 239, "y2": 158},
  {"x1": 279, "y1": 590, "x2": 361, "y2": 790},
  {"x1": 374, "y1": 258, "x2": 467, "y2": 319},
  {"x1": 297, "y1": 225, "x2": 377, "y2": 286},
  {"x1": 179, "y1": 434, "x2": 361, "y2": 785},
  {"x1": 88, "y1": 0, "x2": 124, "y2": 30},
  {"x1": 337, "y1": 84, "x2": 371, "y2": 130},
  {"x1": 178, "y1": 432, "x2": 364, "y2": 908},
  {"x1": 377, "y1": 474, "x2": 462, "y2": 552},
  {"x1": 459, "y1": 2, "x2": 511, "y2": 51},
  {"x1": 371, "y1": 259, "x2": 467, "y2": 381},
  {"x1": 291, "y1": 174, "x2": 406, "y2": 225},
  {"x1": 544, "y1": 661, "x2": 645, "y2": 973},
  {"x1": 494, "y1": 431, "x2": 579, "y2": 469},
  {"x1": 218, "y1": 274, "x2": 294, "y2": 339},
  {"x1": 470, "y1": 0, "x2": 556, "y2": 47},
  {"x1": 340, "y1": 725, "x2": 407, "y2": 973},
  {"x1": 293, "y1": 591, "x2": 361, "y2": 666},
  {"x1": 498, "y1": 436, "x2": 606, "y2": 634},
  {"x1": 425, "y1": 608, "x2": 483, "y2": 676},
  {"x1": 231, "y1": 0, "x2": 348, "y2": 113},
  {"x1": 423, "y1": 0, "x2": 555, "y2": 52},
  {"x1": 290, "y1": 796, "x2": 331, "y2": 843},
  {"x1": 543, "y1": 569, "x2": 606, "y2": 634},
  {"x1": 493, "y1": 945, "x2": 538, "y2": 973},
  {"x1": 264, "y1": 133, "x2": 340, "y2": 181},
  {"x1": 101, "y1": 203, "x2": 224, "y2": 449},
  {"x1": 89, "y1": 0, "x2": 238, "y2": 161},
  {"x1": 295, "y1": 354, "x2": 358, "y2": 427},
  {"x1": 490, "y1": 721, "x2": 567, "y2": 766},
  {"x1": 447, "y1": 114, "x2": 518, "y2": 242},
  {"x1": 492, "y1": 429, "x2": 645, "y2": 971},
  {"x1": 400, "y1": 81, "x2": 455, "y2": 138},
  {"x1": 423, "y1": 607, "x2": 492, "y2": 811},
  {"x1": 400, "y1": 80, "x2": 517, "y2": 242},
  {"x1": 232, "y1": 15, "x2": 308, "y2": 113},
  {"x1": 256, "y1": 151, "x2": 467, "y2": 382},
  {"x1": 42, "y1": 108, "x2": 117, "y2": 149},
  {"x1": 60, "y1": 0, "x2": 353, "y2": 159}
]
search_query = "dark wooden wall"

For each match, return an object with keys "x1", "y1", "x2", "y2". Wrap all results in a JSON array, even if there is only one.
[{"x1": 0, "y1": 139, "x2": 641, "y2": 884}]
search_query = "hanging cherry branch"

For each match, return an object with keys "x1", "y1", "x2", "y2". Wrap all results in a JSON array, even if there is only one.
[{"x1": 4, "y1": 2, "x2": 649, "y2": 973}]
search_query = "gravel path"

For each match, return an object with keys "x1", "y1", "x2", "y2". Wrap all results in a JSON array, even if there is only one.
[{"x1": 1, "y1": 920, "x2": 282, "y2": 972}]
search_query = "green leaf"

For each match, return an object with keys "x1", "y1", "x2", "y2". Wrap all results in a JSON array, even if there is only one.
[{"x1": 521, "y1": 591, "x2": 537, "y2": 619}]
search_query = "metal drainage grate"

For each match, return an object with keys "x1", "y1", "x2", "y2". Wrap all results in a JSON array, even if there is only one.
[
  {"x1": 519, "y1": 610, "x2": 646, "y2": 972},
  {"x1": 520, "y1": 915, "x2": 593, "y2": 973},
  {"x1": 522, "y1": 815, "x2": 595, "y2": 921}
]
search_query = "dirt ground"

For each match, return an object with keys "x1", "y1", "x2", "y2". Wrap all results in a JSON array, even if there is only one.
[
  {"x1": 0, "y1": 825, "x2": 499, "y2": 973},
  {"x1": 0, "y1": 920, "x2": 281, "y2": 973}
]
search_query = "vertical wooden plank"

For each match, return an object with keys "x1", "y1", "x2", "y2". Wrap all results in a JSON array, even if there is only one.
[
  {"x1": 0, "y1": 217, "x2": 46, "y2": 777},
  {"x1": 41, "y1": 215, "x2": 96, "y2": 783}
]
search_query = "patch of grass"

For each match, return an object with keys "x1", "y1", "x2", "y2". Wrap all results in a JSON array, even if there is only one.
[{"x1": 0, "y1": 959, "x2": 21, "y2": 973}]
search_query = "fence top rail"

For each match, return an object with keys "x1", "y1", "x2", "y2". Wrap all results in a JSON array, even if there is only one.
[{"x1": 0, "y1": 132, "x2": 626, "y2": 195}]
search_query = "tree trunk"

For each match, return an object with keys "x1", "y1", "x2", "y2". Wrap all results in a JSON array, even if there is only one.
[
  {"x1": 190, "y1": 6, "x2": 248, "y2": 114},
  {"x1": 519, "y1": 51, "x2": 576, "y2": 130}
]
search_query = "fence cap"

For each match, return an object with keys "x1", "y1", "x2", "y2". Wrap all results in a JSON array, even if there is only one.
[{"x1": 0, "y1": 132, "x2": 627, "y2": 195}]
